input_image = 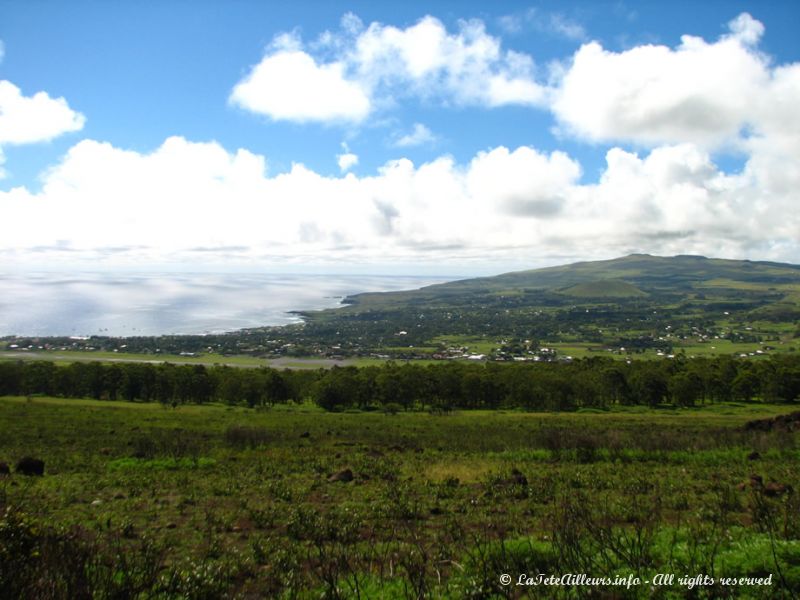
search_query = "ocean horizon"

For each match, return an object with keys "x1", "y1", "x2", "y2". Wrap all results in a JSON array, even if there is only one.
[{"x1": 0, "y1": 272, "x2": 454, "y2": 337}]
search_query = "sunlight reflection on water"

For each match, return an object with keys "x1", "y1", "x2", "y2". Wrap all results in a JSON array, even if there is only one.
[{"x1": 0, "y1": 272, "x2": 451, "y2": 336}]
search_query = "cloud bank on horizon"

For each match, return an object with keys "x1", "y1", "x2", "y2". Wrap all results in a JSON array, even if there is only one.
[{"x1": 1, "y1": 8, "x2": 798, "y2": 272}]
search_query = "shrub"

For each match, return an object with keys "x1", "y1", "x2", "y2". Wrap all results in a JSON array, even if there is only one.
[{"x1": 224, "y1": 425, "x2": 270, "y2": 449}]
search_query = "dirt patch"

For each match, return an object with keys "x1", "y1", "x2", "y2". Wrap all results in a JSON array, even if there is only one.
[{"x1": 743, "y1": 411, "x2": 800, "y2": 433}]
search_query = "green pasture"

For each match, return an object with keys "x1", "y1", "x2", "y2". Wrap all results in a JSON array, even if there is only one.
[{"x1": 1, "y1": 396, "x2": 798, "y2": 597}]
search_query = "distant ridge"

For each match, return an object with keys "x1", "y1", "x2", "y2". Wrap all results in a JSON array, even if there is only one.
[{"x1": 335, "y1": 253, "x2": 800, "y2": 311}]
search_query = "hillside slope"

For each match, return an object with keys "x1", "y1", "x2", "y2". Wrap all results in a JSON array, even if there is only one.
[
  {"x1": 338, "y1": 254, "x2": 800, "y2": 310},
  {"x1": 294, "y1": 254, "x2": 800, "y2": 359}
]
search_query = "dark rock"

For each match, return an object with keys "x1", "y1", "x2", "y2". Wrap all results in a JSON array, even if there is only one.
[
  {"x1": 747, "y1": 451, "x2": 761, "y2": 461},
  {"x1": 744, "y1": 411, "x2": 800, "y2": 433},
  {"x1": 15, "y1": 457, "x2": 45, "y2": 476},
  {"x1": 327, "y1": 468, "x2": 354, "y2": 483},
  {"x1": 509, "y1": 468, "x2": 528, "y2": 486},
  {"x1": 764, "y1": 482, "x2": 793, "y2": 497},
  {"x1": 300, "y1": 431, "x2": 310, "y2": 439}
]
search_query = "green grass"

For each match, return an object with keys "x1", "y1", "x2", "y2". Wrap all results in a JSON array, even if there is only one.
[
  {"x1": 108, "y1": 456, "x2": 217, "y2": 470},
  {"x1": 0, "y1": 348, "x2": 269, "y2": 365},
  {"x1": 545, "y1": 342, "x2": 616, "y2": 359},
  {"x1": 677, "y1": 339, "x2": 778, "y2": 356},
  {"x1": 0, "y1": 349, "x2": 368, "y2": 369},
  {"x1": 2, "y1": 396, "x2": 798, "y2": 597},
  {"x1": 429, "y1": 334, "x2": 499, "y2": 354},
  {"x1": 559, "y1": 279, "x2": 648, "y2": 298}
]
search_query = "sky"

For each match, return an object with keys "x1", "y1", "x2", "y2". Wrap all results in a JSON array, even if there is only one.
[{"x1": 0, "y1": 0, "x2": 798, "y2": 276}]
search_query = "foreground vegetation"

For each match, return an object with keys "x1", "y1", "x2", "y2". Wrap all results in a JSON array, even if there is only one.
[{"x1": 1, "y1": 396, "x2": 798, "y2": 598}]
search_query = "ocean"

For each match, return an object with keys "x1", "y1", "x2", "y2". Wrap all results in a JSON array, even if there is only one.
[{"x1": 0, "y1": 272, "x2": 453, "y2": 337}]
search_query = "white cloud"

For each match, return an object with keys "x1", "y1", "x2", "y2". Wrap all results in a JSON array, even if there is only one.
[
  {"x1": 550, "y1": 13, "x2": 783, "y2": 149},
  {"x1": 2, "y1": 133, "x2": 797, "y2": 268},
  {"x1": 337, "y1": 143, "x2": 359, "y2": 172},
  {"x1": 0, "y1": 138, "x2": 574, "y2": 265},
  {"x1": 340, "y1": 12, "x2": 364, "y2": 36},
  {"x1": 726, "y1": 12, "x2": 765, "y2": 46},
  {"x1": 393, "y1": 123, "x2": 436, "y2": 147},
  {"x1": 4, "y1": 13, "x2": 800, "y2": 269},
  {"x1": 466, "y1": 146, "x2": 581, "y2": 217},
  {"x1": 0, "y1": 80, "x2": 86, "y2": 145},
  {"x1": 230, "y1": 36, "x2": 370, "y2": 123},
  {"x1": 497, "y1": 9, "x2": 586, "y2": 41},
  {"x1": 547, "y1": 14, "x2": 586, "y2": 41},
  {"x1": 231, "y1": 15, "x2": 546, "y2": 124},
  {"x1": 353, "y1": 16, "x2": 546, "y2": 108}
]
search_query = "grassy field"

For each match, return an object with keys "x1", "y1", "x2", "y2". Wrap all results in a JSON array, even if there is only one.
[
  {"x1": 1, "y1": 396, "x2": 799, "y2": 598},
  {"x1": 0, "y1": 349, "x2": 364, "y2": 370}
]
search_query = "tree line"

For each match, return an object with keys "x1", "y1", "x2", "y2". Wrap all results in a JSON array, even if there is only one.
[{"x1": 0, "y1": 355, "x2": 798, "y2": 411}]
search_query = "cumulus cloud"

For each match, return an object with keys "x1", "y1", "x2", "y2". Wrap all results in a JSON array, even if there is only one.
[
  {"x1": 543, "y1": 11, "x2": 800, "y2": 261},
  {"x1": 0, "y1": 137, "x2": 572, "y2": 265},
  {"x1": 230, "y1": 15, "x2": 546, "y2": 124},
  {"x1": 337, "y1": 142, "x2": 359, "y2": 172},
  {"x1": 726, "y1": 12, "x2": 765, "y2": 46},
  {"x1": 229, "y1": 35, "x2": 370, "y2": 123},
  {"x1": 0, "y1": 80, "x2": 86, "y2": 145},
  {"x1": 3, "y1": 13, "x2": 799, "y2": 268},
  {"x1": 393, "y1": 123, "x2": 436, "y2": 147},
  {"x1": 229, "y1": 10, "x2": 794, "y2": 161},
  {"x1": 466, "y1": 146, "x2": 580, "y2": 217},
  {"x1": 2, "y1": 132, "x2": 797, "y2": 267},
  {"x1": 0, "y1": 69, "x2": 85, "y2": 180},
  {"x1": 551, "y1": 13, "x2": 784, "y2": 148},
  {"x1": 350, "y1": 16, "x2": 546, "y2": 108}
]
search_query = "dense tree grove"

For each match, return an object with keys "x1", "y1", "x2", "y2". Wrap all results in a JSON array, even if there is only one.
[{"x1": 1, "y1": 355, "x2": 799, "y2": 411}]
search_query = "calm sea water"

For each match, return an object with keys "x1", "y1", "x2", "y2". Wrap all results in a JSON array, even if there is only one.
[{"x1": 0, "y1": 272, "x2": 453, "y2": 337}]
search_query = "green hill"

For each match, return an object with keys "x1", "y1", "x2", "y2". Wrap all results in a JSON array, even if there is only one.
[
  {"x1": 340, "y1": 254, "x2": 800, "y2": 310},
  {"x1": 559, "y1": 279, "x2": 648, "y2": 298},
  {"x1": 298, "y1": 254, "x2": 800, "y2": 359}
]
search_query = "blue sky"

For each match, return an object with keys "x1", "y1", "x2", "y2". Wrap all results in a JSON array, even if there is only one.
[{"x1": 1, "y1": 1, "x2": 799, "y2": 274}]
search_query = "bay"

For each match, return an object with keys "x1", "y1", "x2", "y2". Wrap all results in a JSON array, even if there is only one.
[{"x1": 0, "y1": 272, "x2": 453, "y2": 337}]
